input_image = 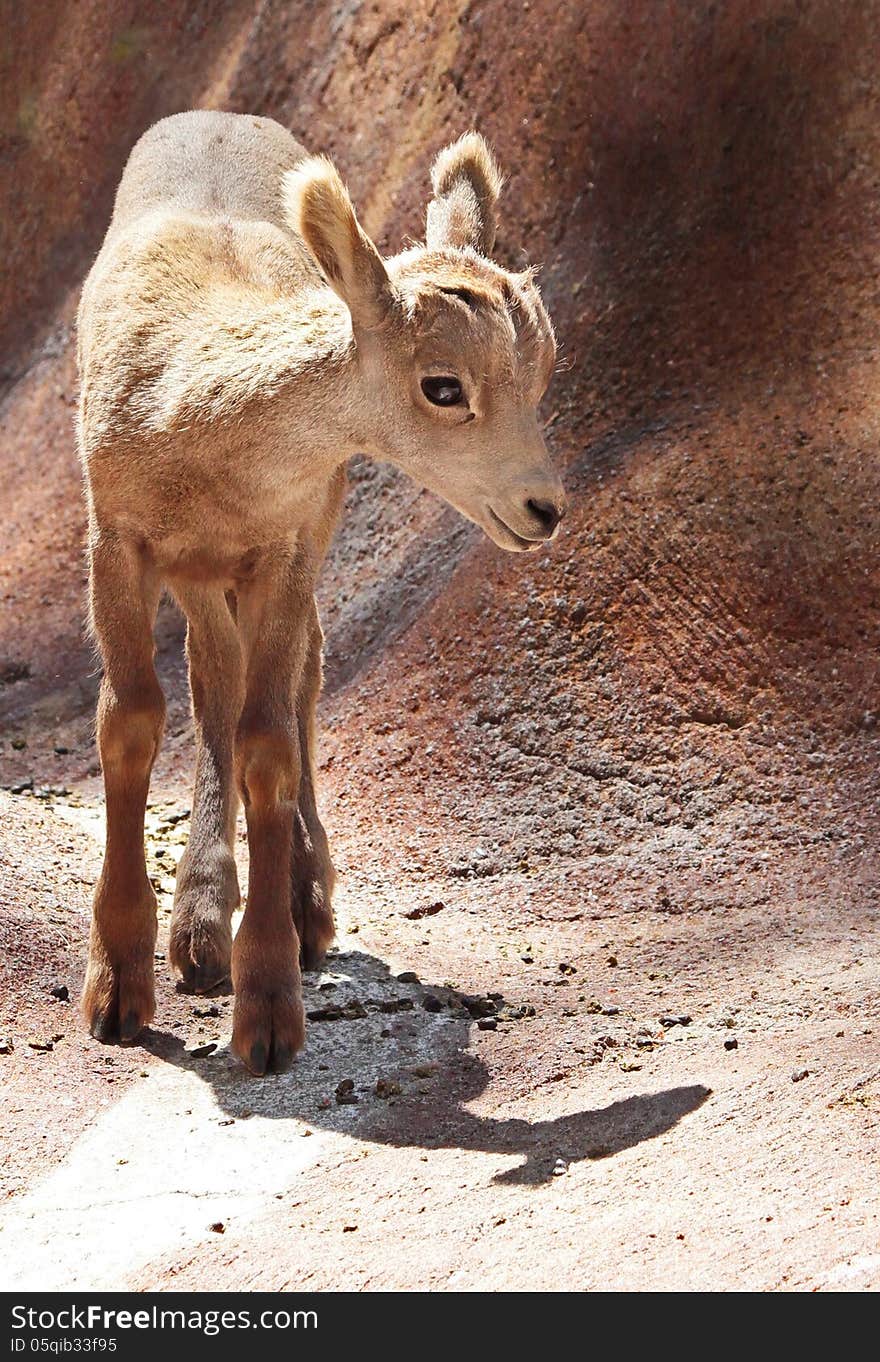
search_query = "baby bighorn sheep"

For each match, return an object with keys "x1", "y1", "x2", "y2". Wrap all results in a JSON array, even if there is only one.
[{"x1": 77, "y1": 111, "x2": 565, "y2": 1074}]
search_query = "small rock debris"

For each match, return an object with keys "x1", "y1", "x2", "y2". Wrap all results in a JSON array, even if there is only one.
[
  {"x1": 335, "y1": 1078, "x2": 358, "y2": 1105},
  {"x1": 462, "y1": 995, "x2": 496, "y2": 1019},
  {"x1": 496, "y1": 1003, "x2": 536, "y2": 1022},
  {"x1": 403, "y1": 902, "x2": 445, "y2": 920},
  {"x1": 307, "y1": 999, "x2": 368, "y2": 1022}
]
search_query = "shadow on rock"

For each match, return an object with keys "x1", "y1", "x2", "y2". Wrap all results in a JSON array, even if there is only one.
[{"x1": 143, "y1": 947, "x2": 711, "y2": 1185}]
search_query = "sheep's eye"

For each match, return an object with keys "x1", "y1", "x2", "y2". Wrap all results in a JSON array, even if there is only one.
[
  {"x1": 440, "y1": 286, "x2": 476, "y2": 308},
  {"x1": 421, "y1": 376, "x2": 463, "y2": 406}
]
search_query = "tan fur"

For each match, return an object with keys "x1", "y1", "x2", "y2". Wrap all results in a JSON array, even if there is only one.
[
  {"x1": 282, "y1": 156, "x2": 394, "y2": 330},
  {"x1": 427, "y1": 131, "x2": 504, "y2": 254},
  {"x1": 77, "y1": 111, "x2": 565, "y2": 1073}
]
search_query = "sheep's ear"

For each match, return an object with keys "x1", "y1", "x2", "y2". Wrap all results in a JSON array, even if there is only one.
[
  {"x1": 426, "y1": 132, "x2": 503, "y2": 256},
  {"x1": 283, "y1": 156, "x2": 395, "y2": 330}
]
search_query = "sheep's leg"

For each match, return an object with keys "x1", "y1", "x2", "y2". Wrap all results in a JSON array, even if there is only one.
[
  {"x1": 231, "y1": 553, "x2": 311, "y2": 1074},
  {"x1": 291, "y1": 597, "x2": 336, "y2": 972},
  {"x1": 83, "y1": 531, "x2": 164, "y2": 1042},
  {"x1": 169, "y1": 585, "x2": 244, "y2": 992}
]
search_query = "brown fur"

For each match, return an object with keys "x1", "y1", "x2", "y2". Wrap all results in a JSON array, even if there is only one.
[{"x1": 77, "y1": 111, "x2": 565, "y2": 1073}]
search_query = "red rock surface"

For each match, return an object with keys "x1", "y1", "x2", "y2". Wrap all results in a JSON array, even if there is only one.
[{"x1": 1, "y1": 1, "x2": 879, "y2": 1290}]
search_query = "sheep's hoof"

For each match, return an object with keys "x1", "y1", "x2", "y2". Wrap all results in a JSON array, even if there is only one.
[
  {"x1": 231, "y1": 986, "x2": 305, "y2": 1074},
  {"x1": 83, "y1": 948, "x2": 155, "y2": 1043}
]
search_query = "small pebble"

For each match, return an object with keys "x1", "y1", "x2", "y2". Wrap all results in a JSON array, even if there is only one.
[
  {"x1": 462, "y1": 995, "x2": 496, "y2": 1019},
  {"x1": 396, "y1": 971, "x2": 419, "y2": 984},
  {"x1": 496, "y1": 1003, "x2": 535, "y2": 1021},
  {"x1": 660, "y1": 1014, "x2": 692, "y2": 1028},
  {"x1": 552, "y1": 1158, "x2": 568, "y2": 1176},
  {"x1": 208, "y1": 1222, "x2": 225, "y2": 1234},
  {"x1": 724, "y1": 1038, "x2": 738, "y2": 1051},
  {"x1": 0, "y1": 1038, "x2": 13, "y2": 1054},
  {"x1": 404, "y1": 902, "x2": 444, "y2": 920},
  {"x1": 791, "y1": 1067, "x2": 810, "y2": 1083},
  {"x1": 188, "y1": 1042, "x2": 217, "y2": 1058},
  {"x1": 477, "y1": 1017, "x2": 498, "y2": 1031},
  {"x1": 335, "y1": 1078, "x2": 358, "y2": 1105},
  {"x1": 377, "y1": 998, "x2": 412, "y2": 1015},
  {"x1": 422, "y1": 995, "x2": 443, "y2": 1013},
  {"x1": 49, "y1": 985, "x2": 69, "y2": 1002}
]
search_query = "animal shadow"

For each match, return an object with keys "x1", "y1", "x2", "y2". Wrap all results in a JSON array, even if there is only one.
[{"x1": 145, "y1": 947, "x2": 711, "y2": 1186}]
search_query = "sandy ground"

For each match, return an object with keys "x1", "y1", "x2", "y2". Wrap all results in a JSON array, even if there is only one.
[
  {"x1": 1, "y1": 771, "x2": 879, "y2": 1291},
  {"x1": 2, "y1": 0, "x2": 880, "y2": 1291}
]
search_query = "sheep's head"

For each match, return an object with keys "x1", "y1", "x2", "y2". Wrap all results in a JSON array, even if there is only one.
[{"x1": 283, "y1": 134, "x2": 565, "y2": 551}]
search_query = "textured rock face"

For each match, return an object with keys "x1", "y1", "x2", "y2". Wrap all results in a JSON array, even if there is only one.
[
  {"x1": 1, "y1": 3, "x2": 879, "y2": 1290},
  {"x1": 2, "y1": 0, "x2": 878, "y2": 870}
]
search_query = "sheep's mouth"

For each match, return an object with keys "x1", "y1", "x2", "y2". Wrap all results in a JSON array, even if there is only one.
[{"x1": 486, "y1": 506, "x2": 542, "y2": 552}]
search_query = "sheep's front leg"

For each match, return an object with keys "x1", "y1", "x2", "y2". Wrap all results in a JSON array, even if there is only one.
[
  {"x1": 292, "y1": 598, "x2": 336, "y2": 971},
  {"x1": 169, "y1": 585, "x2": 244, "y2": 991},
  {"x1": 83, "y1": 530, "x2": 164, "y2": 1042},
  {"x1": 231, "y1": 555, "x2": 310, "y2": 1074}
]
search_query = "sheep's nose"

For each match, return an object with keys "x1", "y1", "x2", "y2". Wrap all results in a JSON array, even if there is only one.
[{"x1": 526, "y1": 496, "x2": 564, "y2": 537}]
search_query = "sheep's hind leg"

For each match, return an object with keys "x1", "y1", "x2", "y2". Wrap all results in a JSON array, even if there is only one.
[
  {"x1": 169, "y1": 585, "x2": 244, "y2": 993},
  {"x1": 291, "y1": 599, "x2": 336, "y2": 972}
]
